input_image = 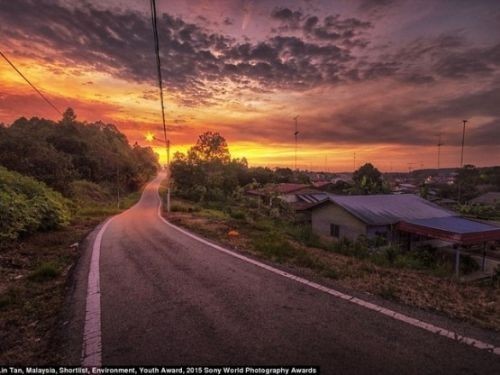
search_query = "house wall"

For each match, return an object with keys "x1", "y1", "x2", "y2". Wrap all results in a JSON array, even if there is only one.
[{"x1": 311, "y1": 203, "x2": 367, "y2": 241}]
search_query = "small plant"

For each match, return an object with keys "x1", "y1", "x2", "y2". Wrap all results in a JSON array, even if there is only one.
[
  {"x1": 29, "y1": 262, "x2": 60, "y2": 282},
  {"x1": 252, "y1": 233, "x2": 296, "y2": 262},
  {"x1": 0, "y1": 287, "x2": 20, "y2": 309},
  {"x1": 290, "y1": 225, "x2": 323, "y2": 248},
  {"x1": 229, "y1": 210, "x2": 246, "y2": 220},
  {"x1": 378, "y1": 284, "x2": 399, "y2": 301}
]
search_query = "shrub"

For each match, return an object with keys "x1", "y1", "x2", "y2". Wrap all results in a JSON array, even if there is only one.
[
  {"x1": 0, "y1": 167, "x2": 70, "y2": 243},
  {"x1": 29, "y1": 262, "x2": 61, "y2": 282},
  {"x1": 290, "y1": 225, "x2": 323, "y2": 248},
  {"x1": 252, "y1": 233, "x2": 297, "y2": 261},
  {"x1": 229, "y1": 210, "x2": 246, "y2": 220}
]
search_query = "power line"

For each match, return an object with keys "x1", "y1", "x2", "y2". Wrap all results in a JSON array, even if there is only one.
[
  {"x1": 150, "y1": 0, "x2": 171, "y2": 213},
  {"x1": 149, "y1": 0, "x2": 169, "y2": 160},
  {"x1": 0, "y1": 49, "x2": 62, "y2": 116}
]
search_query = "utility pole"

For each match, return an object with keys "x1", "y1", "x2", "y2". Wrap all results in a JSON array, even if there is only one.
[
  {"x1": 460, "y1": 120, "x2": 468, "y2": 168},
  {"x1": 407, "y1": 162, "x2": 414, "y2": 174},
  {"x1": 294, "y1": 116, "x2": 299, "y2": 171},
  {"x1": 437, "y1": 133, "x2": 443, "y2": 171},
  {"x1": 116, "y1": 160, "x2": 120, "y2": 209},
  {"x1": 353, "y1": 152, "x2": 356, "y2": 171},
  {"x1": 150, "y1": 0, "x2": 170, "y2": 212},
  {"x1": 458, "y1": 119, "x2": 468, "y2": 204}
]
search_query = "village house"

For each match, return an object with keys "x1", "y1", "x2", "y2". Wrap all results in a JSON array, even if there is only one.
[{"x1": 309, "y1": 194, "x2": 500, "y2": 245}]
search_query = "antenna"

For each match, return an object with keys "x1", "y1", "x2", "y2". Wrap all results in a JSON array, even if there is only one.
[
  {"x1": 460, "y1": 120, "x2": 468, "y2": 168},
  {"x1": 407, "y1": 162, "x2": 415, "y2": 174},
  {"x1": 294, "y1": 115, "x2": 299, "y2": 171},
  {"x1": 353, "y1": 152, "x2": 356, "y2": 171},
  {"x1": 437, "y1": 133, "x2": 443, "y2": 170}
]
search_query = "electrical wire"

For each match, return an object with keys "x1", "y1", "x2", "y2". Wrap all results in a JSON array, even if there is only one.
[
  {"x1": 149, "y1": 0, "x2": 169, "y2": 160},
  {"x1": 0, "y1": 49, "x2": 62, "y2": 116}
]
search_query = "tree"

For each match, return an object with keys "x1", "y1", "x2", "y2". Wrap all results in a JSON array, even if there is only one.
[
  {"x1": 189, "y1": 132, "x2": 230, "y2": 164},
  {"x1": 61, "y1": 107, "x2": 77, "y2": 125},
  {"x1": 352, "y1": 163, "x2": 384, "y2": 194}
]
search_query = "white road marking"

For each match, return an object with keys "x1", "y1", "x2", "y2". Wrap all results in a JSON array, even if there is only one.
[
  {"x1": 81, "y1": 217, "x2": 114, "y2": 367},
  {"x1": 156, "y1": 190, "x2": 500, "y2": 356}
]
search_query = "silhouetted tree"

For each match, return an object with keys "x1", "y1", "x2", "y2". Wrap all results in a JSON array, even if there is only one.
[{"x1": 352, "y1": 163, "x2": 385, "y2": 194}]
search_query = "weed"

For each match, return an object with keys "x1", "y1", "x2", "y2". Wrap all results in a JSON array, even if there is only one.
[
  {"x1": 290, "y1": 225, "x2": 323, "y2": 248},
  {"x1": 0, "y1": 287, "x2": 20, "y2": 309},
  {"x1": 28, "y1": 262, "x2": 60, "y2": 282},
  {"x1": 321, "y1": 268, "x2": 340, "y2": 280},
  {"x1": 378, "y1": 284, "x2": 399, "y2": 301},
  {"x1": 229, "y1": 210, "x2": 246, "y2": 220},
  {"x1": 252, "y1": 233, "x2": 296, "y2": 262}
]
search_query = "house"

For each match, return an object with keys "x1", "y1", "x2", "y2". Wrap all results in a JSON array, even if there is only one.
[
  {"x1": 246, "y1": 183, "x2": 310, "y2": 204},
  {"x1": 246, "y1": 183, "x2": 326, "y2": 209},
  {"x1": 470, "y1": 192, "x2": 500, "y2": 206},
  {"x1": 309, "y1": 194, "x2": 500, "y2": 247},
  {"x1": 310, "y1": 194, "x2": 454, "y2": 241}
]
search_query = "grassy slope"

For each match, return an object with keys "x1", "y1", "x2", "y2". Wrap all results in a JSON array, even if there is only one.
[
  {"x1": 161, "y1": 194, "x2": 500, "y2": 332},
  {"x1": 0, "y1": 192, "x2": 140, "y2": 364}
]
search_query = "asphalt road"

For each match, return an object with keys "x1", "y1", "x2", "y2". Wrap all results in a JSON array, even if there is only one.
[{"x1": 79, "y1": 174, "x2": 499, "y2": 373}]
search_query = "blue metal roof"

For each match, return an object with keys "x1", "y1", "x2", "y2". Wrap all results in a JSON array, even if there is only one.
[{"x1": 403, "y1": 216, "x2": 500, "y2": 234}]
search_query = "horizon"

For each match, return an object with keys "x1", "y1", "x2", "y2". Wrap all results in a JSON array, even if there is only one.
[{"x1": 1, "y1": 0, "x2": 499, "y2": 170}]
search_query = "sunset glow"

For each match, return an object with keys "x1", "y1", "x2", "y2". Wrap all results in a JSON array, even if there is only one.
[{"x1": 1, "y1": 0, "x2": 499, "y2": 170}]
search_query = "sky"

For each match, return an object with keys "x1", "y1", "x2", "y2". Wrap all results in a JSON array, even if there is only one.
[{"x1": 0, "y1": 0, "x2": 499, "y2": 171}]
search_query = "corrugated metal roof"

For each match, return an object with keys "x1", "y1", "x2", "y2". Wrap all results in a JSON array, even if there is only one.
[
  {"x1": 296, "y1": 193, "x2": 328, "y2": 203},
  {"x1": 403, "y1": 216, "x2": 500, "y2": 234},
  {"x1": 326, "y1": 194, "x2": 456, "y2": 225},
  {"x1": 470, "y1": 192, "x2": 500, "y2": 205}
]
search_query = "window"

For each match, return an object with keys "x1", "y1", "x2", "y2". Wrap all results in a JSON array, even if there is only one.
[{"x1": 330, "y1": 224, "x2": 340, "y2": 238}]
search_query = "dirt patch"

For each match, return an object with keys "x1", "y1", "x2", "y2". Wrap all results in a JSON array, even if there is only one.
[{"x1": 0, "y1": 217, "x2": 102, "y2": 364}]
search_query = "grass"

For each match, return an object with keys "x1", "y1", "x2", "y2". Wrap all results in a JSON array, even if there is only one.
[
  {"x1": 0, "y1": 189, "x2": 143, "y2": 364},
  {"x1": 28, "y1": 262, "x2": 61, "y2": 282},
  {"x1": 162, "y1": 194, "x2": 500, "y2": 332}
]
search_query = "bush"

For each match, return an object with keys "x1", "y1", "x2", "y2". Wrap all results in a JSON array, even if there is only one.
[
  {"x1": 290, "y1": 225, "x2": 323, "y2": 248},
  {"x1": 229, "y1": 210, "x2": 246, "y2": 220},
  {"x1": 252, "y1": 233, "x2": 297, "y2": 261},
  {"x1": 0, "y1": 167, "x2": 70, "y2": 243},
  {"x1": 29, "y1": 262, "x2": 60, "y2": 282}
]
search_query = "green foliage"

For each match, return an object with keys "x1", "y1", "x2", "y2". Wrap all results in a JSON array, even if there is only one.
[
  {"x1": 0, "y1": 110, "x2": 159, "y2": 195},
  {"x1": 0, "y1": 287, "x2": 20, "y2": 310},
  {"x1": 458, "y1": 203, "x2": 500, "y2": 220},
  {"x1": 352, "y1": 163, "x2": 387, "y2": 195},
  {"x1": 0, "y1": 167, "x2": 71, "y2": 243},
  {"x1": 252, "y1": 232, "x2": 296, "y2": 262},
  {"x1": 28, "y1": 262, "x2": 60, "y2": 282},
  {"x1": 289, "y1": 225, "x2": 323, "y2": 248},
  {"x1": 171, "y1": 132, "x2": 249, "y2": 201}
]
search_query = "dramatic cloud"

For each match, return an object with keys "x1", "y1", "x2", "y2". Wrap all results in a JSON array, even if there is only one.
[{"x1": 1, "y1": 0, "x2": 499, "y2": 168}]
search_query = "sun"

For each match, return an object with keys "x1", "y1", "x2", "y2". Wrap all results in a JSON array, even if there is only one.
[{"x1": 145, "y1": 132, "x2": 155, "y2": 142}]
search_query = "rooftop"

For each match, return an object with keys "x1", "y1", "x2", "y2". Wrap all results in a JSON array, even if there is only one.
[
  {"x1": 323, "y1": 194, "x2": 456, "y2": 225},
  {"x1": 470, "y1": 192, "x2": 500, "y2": 205}
]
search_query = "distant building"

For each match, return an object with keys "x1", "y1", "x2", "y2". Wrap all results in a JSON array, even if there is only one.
[
  {"x1": 470, "y1": 192, "x2": 500, "y2": 206},
  {"x1": 246, "y1": 183, "x2": 310, "y2": 203}
]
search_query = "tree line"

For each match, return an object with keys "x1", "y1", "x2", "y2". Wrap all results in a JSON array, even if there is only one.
[
  {"x1": 0, "y1": 108, "x2": 159, "y2": 243},
  {"x1": 0, "y1": 108, "x2": 159, "y2": 196}
]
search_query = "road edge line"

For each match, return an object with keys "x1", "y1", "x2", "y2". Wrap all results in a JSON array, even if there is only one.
[
  {"x1": 156, "y1": 191, "x2": 499, "y2": 356},
  {"x1": 81, "y1": 217, "x2": 114, "y2": 367}
]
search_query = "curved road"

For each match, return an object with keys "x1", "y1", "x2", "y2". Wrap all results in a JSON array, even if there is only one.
[{"x1": 71, "y1": 174, "x2": 499, "y2": 373}]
